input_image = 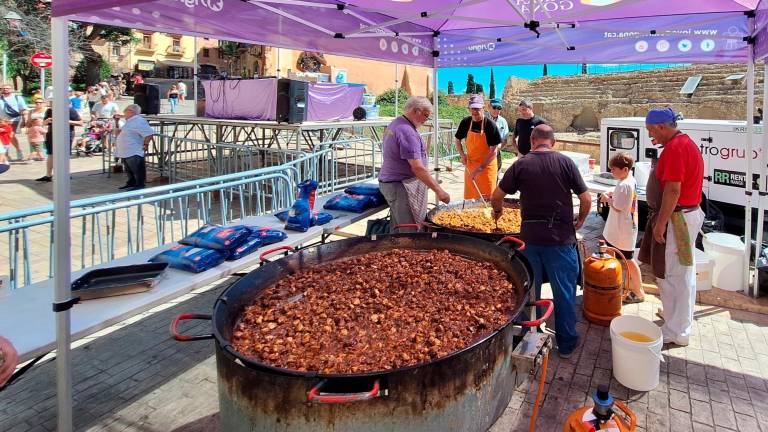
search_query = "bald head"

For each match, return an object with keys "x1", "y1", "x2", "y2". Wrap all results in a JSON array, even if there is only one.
[{"x1": 531, "y1": 124, "x2": 555, "y2": 149}]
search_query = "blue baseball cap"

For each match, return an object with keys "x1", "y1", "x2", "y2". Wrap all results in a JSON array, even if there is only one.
[
  {"x1": 646, "y1": 107, "x2": 676, "y2": 125},
  {"x1": 490, "y1": 98, "x2": 503, "y2": 108}
]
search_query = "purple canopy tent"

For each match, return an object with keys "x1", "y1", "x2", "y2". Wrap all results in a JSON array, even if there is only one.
[{"x1": 46, "y1": 1, "x2": 768, "y2": 429}]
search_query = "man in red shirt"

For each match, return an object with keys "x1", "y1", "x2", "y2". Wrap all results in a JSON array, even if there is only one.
[{"x1": 639, "y1": 107, "x2": 705, "y2": 347}]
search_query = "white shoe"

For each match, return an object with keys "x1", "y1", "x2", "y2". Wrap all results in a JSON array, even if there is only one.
[{"x1": 663, "y1": 336, "x2": 689, "y2": 347}]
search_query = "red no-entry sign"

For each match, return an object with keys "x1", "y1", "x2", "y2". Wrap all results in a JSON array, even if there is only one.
[{"x1": 30, "y1": 52, "x2": 53, "y2": 69}]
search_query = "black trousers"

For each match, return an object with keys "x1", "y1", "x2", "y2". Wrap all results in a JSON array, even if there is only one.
[{"x1": 123, "y1": 155, "x2": 146, "y2": 188}]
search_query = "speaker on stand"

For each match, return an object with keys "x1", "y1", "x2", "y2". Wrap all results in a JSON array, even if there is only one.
[
  {"x1": 276, "y1": 78, "x2": 308, "y2": 124},
  {"x1": 133, "y1": 83, "x2": 161, "y2": 115}
]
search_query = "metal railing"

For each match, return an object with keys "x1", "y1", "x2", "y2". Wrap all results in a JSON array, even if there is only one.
[{"x1": 0, "y1": 149, "x2": 343, "y2": 290}]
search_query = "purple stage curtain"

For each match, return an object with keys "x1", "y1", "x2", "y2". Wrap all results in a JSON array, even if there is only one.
[
  {"x1": 307, "y1": 83, "x2": 364, "y2": 121},
  {"x1": 202, "y1": 79, "x2": 277, "y2": 121}
]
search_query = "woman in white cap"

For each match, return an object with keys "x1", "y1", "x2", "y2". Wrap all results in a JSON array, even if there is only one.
[{"x1": 454, "y1": 95, "x2": 502, "y2": 199}]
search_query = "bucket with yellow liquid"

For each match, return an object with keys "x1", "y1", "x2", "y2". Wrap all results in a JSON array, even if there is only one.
[{"x1": 609, "y1": 315, "x2": 663, "y2": 391}]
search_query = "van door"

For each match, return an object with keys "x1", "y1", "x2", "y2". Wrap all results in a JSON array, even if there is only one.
[
  {"x1": 682, "y1": 129, "x2": 712, "y2": 203},
  {"x1": 606, "y1": 127, "x2": 640, "y2": 169},
  {"x1": 705, "y1": 129, "x2": 762, "y2": 208}
]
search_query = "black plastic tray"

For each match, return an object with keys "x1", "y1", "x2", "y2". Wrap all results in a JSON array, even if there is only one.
[{"x1": 71, "y1": 263, "x2": 169, "y2": 300}]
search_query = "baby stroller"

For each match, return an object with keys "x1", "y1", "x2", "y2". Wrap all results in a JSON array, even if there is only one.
[{"x1": 76, "y1": 120, "x2": 111, "y2": 156}]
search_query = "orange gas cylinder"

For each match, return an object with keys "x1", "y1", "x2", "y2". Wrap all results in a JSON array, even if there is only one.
[
  {"x1": 582, "y1": 240, "x2": 623, "y2": 326},
  {"x1": 563, "y1": 385, "x2": 636, "y2": 432}
]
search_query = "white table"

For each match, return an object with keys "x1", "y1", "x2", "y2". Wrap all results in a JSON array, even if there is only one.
[{"x1": 1, "y1": 192, "x2": 386, "y2": 362}]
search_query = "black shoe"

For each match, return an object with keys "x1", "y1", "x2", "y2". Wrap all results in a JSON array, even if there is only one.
[
  {"x1": 118, "y1": 184, "x2": 135, "y2": 190},
  {"x1": 126, "y1": 185, "x2": 145, "y2": 191},
  {"x1": 35, "y1": 175, "x2": 52, "y2": 182}
]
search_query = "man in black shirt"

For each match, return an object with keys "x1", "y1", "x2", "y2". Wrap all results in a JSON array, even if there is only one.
[
  {"x1": 491, "y1": 124, "x2": 591, "y2": 359},
  {"x1": 512, "y1": 99, "x2": 546, "y2": 156},
  {"x1": 36, "y1": 106, "x2": 82, "y2": 182}
]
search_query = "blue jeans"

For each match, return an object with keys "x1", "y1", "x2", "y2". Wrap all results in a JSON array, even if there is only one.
[
  {"x1": 523, "y1": 243, "x2": 580, "y2": 354},
  {"x1": 169, "y1": 97, "x2": 178, "y2": 113}
]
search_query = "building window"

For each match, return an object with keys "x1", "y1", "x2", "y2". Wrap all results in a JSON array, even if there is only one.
[
  {"x1": 203, "y1": 48, "x2": 210, "y2": 58},
  {"x1": 142, "y1": 34, "x2": 152, "y2": 49},
  {"x1": 171, "y1": 37, "x2": 182, "y2": 53},
  {"x1": 111, "y1": 45, "x2": 121, "y2": 57}
]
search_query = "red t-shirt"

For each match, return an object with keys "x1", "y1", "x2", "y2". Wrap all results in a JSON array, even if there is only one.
[
  {"x1": 656, "y1": 133, "x2": 704, "y2": 207},
  {"x1": 0, "y1": 124, "x2": 11, "y2": 146}
]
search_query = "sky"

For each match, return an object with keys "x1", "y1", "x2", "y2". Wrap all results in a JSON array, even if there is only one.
[{"x1": 437, "y1": 64, "x2": 689, "y2": 96}]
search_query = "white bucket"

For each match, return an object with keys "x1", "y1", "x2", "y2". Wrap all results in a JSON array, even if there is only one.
[
  {"x1": 634, "y1": 162, "x2": 651, "y2": 188},
  {"x1": 694, "y1": 248, "x2": 714, "y2": 291},
  {"x1": 702, "y1": 233, "x2": 744, "y2": 291},
  {"x1": 609, "y1": 315, "x2": 663, "y2": 392}
]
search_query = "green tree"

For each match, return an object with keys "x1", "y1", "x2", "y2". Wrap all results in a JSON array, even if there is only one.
[
  {"x1": 476, "y1": 83, "x2": 484, "y2": 94},
  {"x1": 465, "y1": 73, "x2": 476, "y2": 94},
  {"x1": 447, "y1": 81, "x2": 454, "y2": 95},
  {"x1": 489, "y1": 69, "x2": 496, "y2": 99}
]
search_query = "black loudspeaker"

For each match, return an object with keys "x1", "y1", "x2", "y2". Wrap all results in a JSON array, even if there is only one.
[
  {"x1": 133, "y1": 83, "x2": 161, "y2": 115},
  {"x1": 276, "y1": 78, "x2": 308, "y2": 124}
]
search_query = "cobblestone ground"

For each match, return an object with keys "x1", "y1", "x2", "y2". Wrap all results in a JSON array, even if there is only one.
[{"x1": 2, "y1": 144, "x2": 768, "y2": 431}]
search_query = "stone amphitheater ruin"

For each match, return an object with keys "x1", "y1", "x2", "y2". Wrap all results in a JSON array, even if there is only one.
[{"x1": 497, "y1": 64, "x2": 765, "y2": 132}]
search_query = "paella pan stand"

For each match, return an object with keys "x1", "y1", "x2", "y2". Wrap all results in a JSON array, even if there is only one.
[{"x1": 171, "y1": 232, "x2": 553, "y2": 431}]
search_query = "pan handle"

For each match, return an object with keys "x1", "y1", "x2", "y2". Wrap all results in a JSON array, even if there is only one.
[
  {"x1": 495, "y1": 235, "x2": 526, "y2": 252},
  {"x1": 393, "y1": 224, "x2": 420, "y2": 231},
  {"x1": 259, "y1": 245, "x2": 294, "y2": 262},
  {"x1": 517, "y1": 300, "x2": 554, "y2": 328},
  {"x1": 170, "y1": 313, "x2": 214, "y2": 342},
  {"x1": 307, "y1": 379, "x2": 381, "y2": 404}
]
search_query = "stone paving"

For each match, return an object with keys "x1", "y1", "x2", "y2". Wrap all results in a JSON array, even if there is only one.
[{"x1": 2, "y1": 137, "x2": 768, "y2": 431}]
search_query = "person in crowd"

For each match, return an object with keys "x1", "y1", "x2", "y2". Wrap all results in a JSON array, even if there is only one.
[
  {"x1": 512, "y1": 100, "x2": 547, "y2": 157},
  {"x1": 491, "y1": 124, "x2": 591, "y2": 358},
  {"x1": 69, "y1": 90, "x2": 84, "y2": 114},
  {"x1": 486, "y1": 97, "x2": 510, "y2": 172},
  {"x1": 114, "y1": 104, "x2": 154, "y2": 191},
  {"x1": 131, "y1": 73, "x2": 144, "y2": 89},
  {"x1": 601, "y1": 152, "x2": 644, "y2": 303},
  {"x1": 177, "y1": 80, "x2": 187, "y2": 103},
  {"x1": 0, "y1": 115, "x2": 12, "y2": 169},
  {"x1": 167, "y1": 84, "x2": 180, "y2": 114},
  {"x1": 26, "y1": 117, "x2": 46, "y2": 161},
  {"x1": 91, "y1": 95, "x2": 119, "y2": 120},
  {"x1": 379, "y1": 96, "x2": 451, "y2": 232},
  {"x1": 28, "y1": 97, "x2": 48, "y2": 124},
  {"x1": 36, "y1": 102, "x2": 83, "y2": 182},
  {"x1": 638, "y1": 107, "x2": 705, "y2": 347},
  {"x1": 86, "y1": 86, "x2": 101, "y2": 112},
  {"x1": 454, "y1": 95, "x2": 502, "y2": 199},
  {"x1": 0, "y1": 83, "x2": 29, "y2": 161}
]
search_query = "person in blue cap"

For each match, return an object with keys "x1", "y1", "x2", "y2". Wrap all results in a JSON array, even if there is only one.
[
  {"x1": 486, "y1": 98, "x2": 510, "y2": 173},
  {"x1": 638, "y1": 107, "x2": 704, "y2": 347}
]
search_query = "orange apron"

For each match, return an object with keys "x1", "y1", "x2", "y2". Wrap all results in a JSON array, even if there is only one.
[{"x1": 463, "y1": 119, "x2": 498, "y2": 199}]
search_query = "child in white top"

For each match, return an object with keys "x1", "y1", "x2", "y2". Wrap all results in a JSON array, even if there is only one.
[{"x1": 600, "y1": 152, "x2": 644, "y2": 303}]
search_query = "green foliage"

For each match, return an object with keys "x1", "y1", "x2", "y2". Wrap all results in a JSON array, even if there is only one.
[
  {"x1": 447, "y1": 81, "x2": 454, "y2": 95},
  {"x1": 489, "y1": 69, "x2": 496, "y2": 99},
  {"x1": 375, "y1": 87, "x2": 410, "y2": 105},
  {"x1": 378, "y1": 98, "x2": 467, "y2": 126},
  {"x1": 73, "y1": 58, "x2": 112, "y2": 86},
  {"x1": 465, "y1": 74, "x2": 476, "y2": 94}
]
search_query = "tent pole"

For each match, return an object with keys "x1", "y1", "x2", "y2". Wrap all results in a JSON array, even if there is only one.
[
  {"x1": 755, "y1": 62, "x2": 768, "y2": 292},
  {"x1": 745, "y1": 26, "x2": 755, "y2": 297},
  {"x1": 276, "y1": 47, "x2": 281, "y2": 78},
  {"x1": 52, "y1": 16, "x2": 73, "y2": 432},
  {"x1": 432, "y1": 43, "x2": 439, "y2": 205},
  {"x1": 193, "y1": 37, "x2": 198, "y2": 112},
  {"x1": 394, "y1": 63, "x2": 399, "y2": 115}
]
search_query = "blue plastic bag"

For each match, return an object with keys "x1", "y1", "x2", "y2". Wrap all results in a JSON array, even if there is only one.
[
  {"x1": 246, "y1": 226, "x2": 288, "y2": 245},
  {"x1": 226, "y1": 235, "x2": 264, "y2": 261},
  {"x1": 312, "y1": 211, "x2": 334, "y2": 226},
  {"x1": 274, "y1": 210, "x2": 290, "y2": 222},
  {"x1": 179, "y1": 224, "x2": 251, "y2": 251},
  {"x1": 344, "y1": 184, "x2": 383, "y2": 197},
  {"x1": 150, "y1": 244, "x2": 228, "y2": 273},
  {"x1": 286, "y1": 180, "x2": 319, "y2": 232},
  {"x1": 323, "y1": 193, "x2": 377, "y2": 213}
]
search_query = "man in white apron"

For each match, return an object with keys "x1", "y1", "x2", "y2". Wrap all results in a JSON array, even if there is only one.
[
  {"x1": 379, "y1": 97, "x2": 450, "y2": 232},
  {"x1": 638, "y1": 108, "x2": 705, "y2": 347}
]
